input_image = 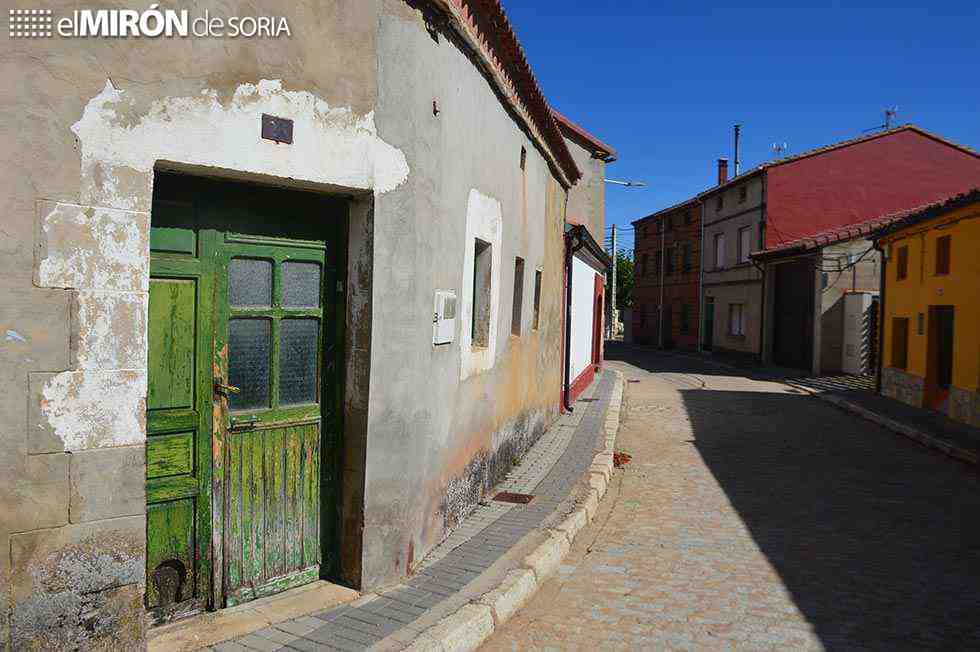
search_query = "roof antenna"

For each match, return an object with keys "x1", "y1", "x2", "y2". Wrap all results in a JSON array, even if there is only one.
[{"x1": 863, "y1": 106, "x2": 899, "y2": 133}]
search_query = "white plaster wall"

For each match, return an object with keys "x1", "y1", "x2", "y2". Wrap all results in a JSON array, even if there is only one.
[
  {"x1": 569, "y1": 255, "x2": 598, "y2": 382},
  {"x1": 458, "y1": 188, "x2": 503, "y2": 380},
  {"x1": 71, "y1": 79, "x2": 409, "y2": 211},
  {"x1": 843, "y1": 292, "x2": 875, "y2": 375}
]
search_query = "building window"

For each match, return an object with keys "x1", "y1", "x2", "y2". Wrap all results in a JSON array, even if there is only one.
[
  {"x1": 532, "y1": 269, "x2": 542, "y2": 330},
  {"x1": 654, "y1": 250, "x2": 662, "y2": 276},
  {"x1": 738, "y1": 185, "x2": 747, "y2": 203},
  {"x1": 680, "y1": 303, "x2": 690, "y2": 333},
  {"x1": 728, "y1": 303, "x2": 745, "y2": 336},
  {"x1": 519, "y1": 146, "x2": 527, "y2": 170},
  {"x1": 665, "y1": 215, "x2": 673, "y2": 233},
  {"x1": 641, "y1": 253, "x2": 649, "y2": 277},
  {"x1": 738, "y1": 226, "x2": 751, "y2": 263},
  {"x1": 664, "y1": 246, "x2": 674, "y2": 275},
  {"x1": 891, "y1": 317, "x2": 909, "y2": 369},
  {"x1": 715, "y1": 195, "x2": 724, "y2": 212},
  {"x1": 682, "y1": 243, "x2": 692, "y2": 273},
  {"x1": 639, "y1": 306, "x2": 646, "y2": 327},
  {"x1": 896, "y1": 245, "x2": 908, "y2": 280},
  {"x1": 641, "y1": 225, "x2": 647, "y2": 238},
  {"x1": 714, "y1": 233, "x2": 726, "y2": 270},
  {"x1": 471, "y1": 238, "x2": 492, "y2": 347},
  {"x1": 935, "y1": 235, "x2": 951, "y2": 275},
  {"x1": 511, "y1": 257, "x2": 524, "y2": 336},
  {"x1": 684, "y1": 209, "x2": 693, "y2": 225}
]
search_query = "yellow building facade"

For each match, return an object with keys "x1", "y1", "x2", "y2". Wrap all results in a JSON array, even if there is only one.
[{"x1": 876, "y1": 190, "x2": 979, "y2": 427}]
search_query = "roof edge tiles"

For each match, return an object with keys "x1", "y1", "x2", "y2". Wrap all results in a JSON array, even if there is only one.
[
  {"x1": 425, "y1": 0, "x2": 582, "y2": 187},
  {"x1": 552, "y1": 109, "x2": 617, "y2": 162}
]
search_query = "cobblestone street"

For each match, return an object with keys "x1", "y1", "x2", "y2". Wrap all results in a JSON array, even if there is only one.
[{"x1": 483, "y1": 345, "x2": 980, "y2": 651}]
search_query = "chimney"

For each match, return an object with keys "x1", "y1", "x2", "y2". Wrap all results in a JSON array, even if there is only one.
[{"x1": 717, "y1": 158, "x2": 729, "y2": 186}]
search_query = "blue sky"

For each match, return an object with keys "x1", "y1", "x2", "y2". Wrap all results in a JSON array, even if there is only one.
[{"x1": 504, "y1": 1, "x2": 980, "y2": 255}]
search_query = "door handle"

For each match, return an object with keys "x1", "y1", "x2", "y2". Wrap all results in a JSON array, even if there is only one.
[{"x1": 214, "y1": 381, "x2": 241, "y2": 395}]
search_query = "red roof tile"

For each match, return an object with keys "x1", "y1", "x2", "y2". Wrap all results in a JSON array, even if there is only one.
[
  {"x1": 551, "y1": 109, "x2": 617, "y2": 161},
  {"x1": 705, "y1": 124, "x2": 978, "y2": 197},
  {"x1": 752, "y1": 188, "x2": 980, "y2": 259}
]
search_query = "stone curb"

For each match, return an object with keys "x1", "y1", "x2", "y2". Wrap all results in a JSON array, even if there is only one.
[
  {"x1": 818, "y1": 393, "x2": 978, "y2": 466},
  {"x1": 665, "y1": 348, "x2": 978, "y2": 467},
  {"x1": 401, "y1": 370, "x2": 626, "y2": 652}
]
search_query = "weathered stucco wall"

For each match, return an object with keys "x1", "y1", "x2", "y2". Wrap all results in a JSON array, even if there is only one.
[
  {"x1": 1, "y1": 0, "x2": 579, "y2": 641},
  {"x1": 364, "y1": 2, "x2": 565, "y2": 588},
  {"x1": 0, "y1": 1, "x2": 382, "y2": 647},
  {"x1": 565, "y1": 140, "x2": 606, "y2": 240}
]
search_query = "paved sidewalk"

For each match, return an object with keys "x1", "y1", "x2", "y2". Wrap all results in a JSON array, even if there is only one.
[{"x1": 206, "y1": 372, "x2": 617, "y2": 652}]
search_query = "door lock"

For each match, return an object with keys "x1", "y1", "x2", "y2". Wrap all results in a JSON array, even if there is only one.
[{"x1": 214, "y1": 381, "x2": 241, "y2": 395}]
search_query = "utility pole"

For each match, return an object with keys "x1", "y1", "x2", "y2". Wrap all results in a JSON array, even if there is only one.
[
  {"x1": 607, "y1": 224, "x2": 617, "y2": 339},
  {"x1": 658, "y1": 219, "x2": 665, "y2": 348}
]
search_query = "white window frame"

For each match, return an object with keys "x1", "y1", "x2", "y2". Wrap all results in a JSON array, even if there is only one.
[
  {"x1": 728, "y1": 303, "x2": 745, "y2": 336},
  {"x1": 738, "y1": 226, "x2": 752, "y2": 263},
  {"x1": 714, "y1": 233, "x2": 726, "y2": 270}
]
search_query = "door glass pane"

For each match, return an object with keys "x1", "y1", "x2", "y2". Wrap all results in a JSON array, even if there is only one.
[
  {"x1": 282, "y1": 261, "x2": 321, "y2": 308},
  {"x1": 280, "y1": 319, "x2": 319, "y2": 405},
  {"x1": 229, "y1": 258, "x2": 272, "y2": 307},
  {"x1": 228, "y1": 318, "x2": 271, "y2": 410}
]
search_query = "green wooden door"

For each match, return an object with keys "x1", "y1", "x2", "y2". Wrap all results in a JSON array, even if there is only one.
[
  {"x1": 147, "y1": 173, "x2": 345, "y2": 619},
  {"x1": 146, "y1": 200, "x2": 215, "y2": 625},
  {"x1": 214, "y1": 235, "x2": 328, "y2": 606}
]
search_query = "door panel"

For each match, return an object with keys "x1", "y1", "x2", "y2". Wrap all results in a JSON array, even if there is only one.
[
  {"x1": 926, "y1": 306, "x2": 955, "y2": 410},
  {"x1": 215, "y1": 237, "x2": 328, "y2": 607},
  {"x1": 224, "y1": 423, "x2": 320, "y2": 605},
  {"x1": 703, "y1": 299, "x2": 714, "y2": 350},
  {"x1": 147, "y1": 172, "x2": 344, "y2": 620},
  {"x1": 146, "y1": 258, "x2": 213, "y2": 623},
  {"x1": 773, "y1": 260, "x2": 815, "y2": 370}
]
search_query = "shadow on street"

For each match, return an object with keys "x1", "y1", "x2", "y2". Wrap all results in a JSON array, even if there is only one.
[{"x1": 607, "y1": 342, "x2": 980, "y2": 650}]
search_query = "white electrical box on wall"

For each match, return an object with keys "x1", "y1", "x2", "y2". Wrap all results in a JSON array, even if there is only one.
[{"x1": 433, "y1": 290, "x2": 457, "y2": 345}]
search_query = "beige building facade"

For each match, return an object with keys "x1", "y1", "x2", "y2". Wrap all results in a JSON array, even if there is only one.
[
  {"x1": 0, "y1": 2, "x2": 610, "y2": 649},
  {"x1": 701, "y1": 169, "x2": 766, "y2": 357}
]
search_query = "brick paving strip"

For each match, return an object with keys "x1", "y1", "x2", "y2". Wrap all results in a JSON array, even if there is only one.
[
  {"x1": 661, "y1": 347, "x2": 980, "y2": 467},
  {"x1": 206, "y1": 370, "x2": 624, "y2": 652}
]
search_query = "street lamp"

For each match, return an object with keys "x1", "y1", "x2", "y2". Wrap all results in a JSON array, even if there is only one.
[
  {"x1": 603, "y1": 179, "x2": 647, "y2": 339},
  {"x1": 604, "y1": 178, "x2": 647, "y2": 188}
]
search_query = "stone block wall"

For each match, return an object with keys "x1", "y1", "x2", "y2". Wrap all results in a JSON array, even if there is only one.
[
  {"x1": 5, "y1": 200, "x2": 150, "y2": 650},
  {"x1": 881, "y1": 366, "x2": 924, "y2": 410},
  {"x1": 949, "y1": 386, "x2": 980, "y2": 428}
]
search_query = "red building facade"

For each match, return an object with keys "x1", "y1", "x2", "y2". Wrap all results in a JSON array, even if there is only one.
[{"x1": 631, "y1": 197, "x2": 701, "y2": 349}]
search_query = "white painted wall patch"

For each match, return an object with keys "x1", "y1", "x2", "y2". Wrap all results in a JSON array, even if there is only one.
[
  {"x1": 71, "y1": 78, "x2": 410, "y2": 213},
  {"x1": 39, "y1": 370, "x2": 147, "y2": 452}
]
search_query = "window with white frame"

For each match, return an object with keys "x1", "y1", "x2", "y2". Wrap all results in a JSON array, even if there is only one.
[
  {"x1": 714, "y1": 233, "x2": 726, "y2": 270},
  {"x1": 472, "y1": 238, "x2": 493, "y2": 347},
  {"x1": 728, "y1": 303, "x2": 745, "y2": 336},
  {"x1": 738, "y1": 226, "x2": 752, "y2": 263}
]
